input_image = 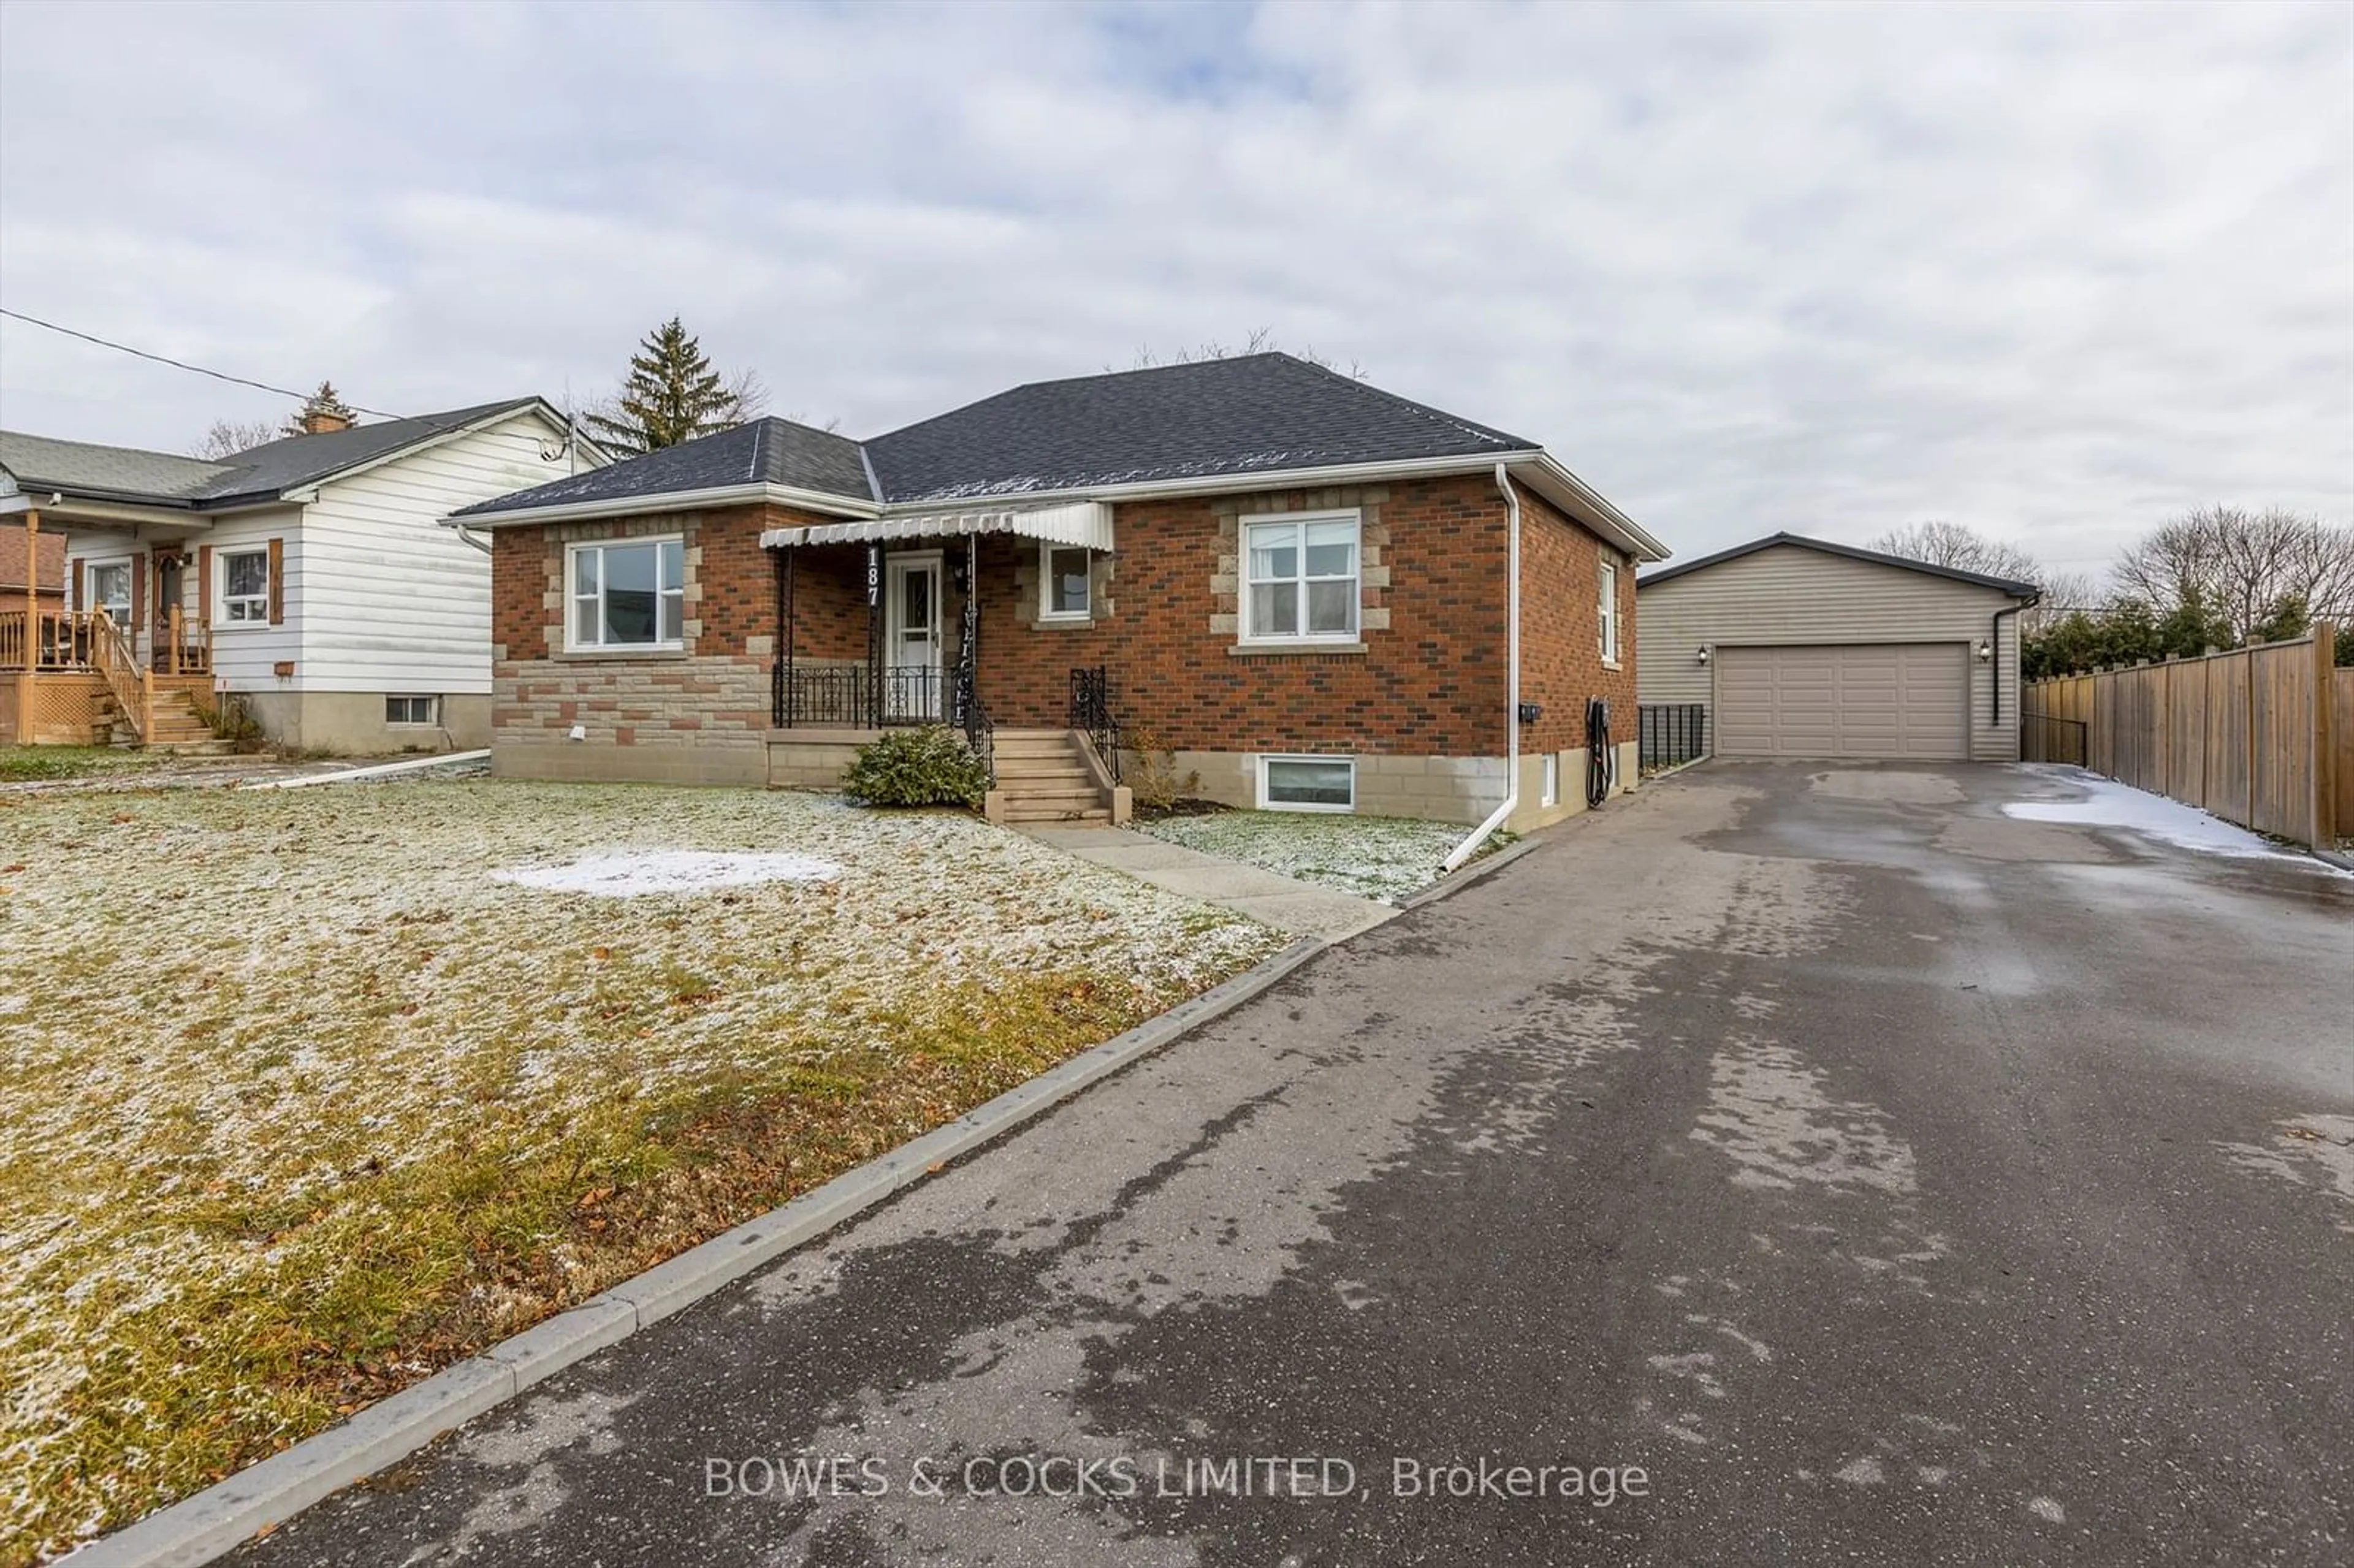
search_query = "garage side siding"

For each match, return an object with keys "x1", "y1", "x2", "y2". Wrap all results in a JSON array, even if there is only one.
[{"x1": 1635, "y1": 544, "x2": 2024, "y2": 761}]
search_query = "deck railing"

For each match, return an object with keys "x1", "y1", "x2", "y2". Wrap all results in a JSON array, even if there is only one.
[
  {"x1": 1, "y1": 611, "x2": 151, "y2": 738},
  {"x1": 85, "y1": 612, "x2": 153, "y2": 740},
  {"x1": 159, "y1": 606, "x2": 212, "y2": 676}
]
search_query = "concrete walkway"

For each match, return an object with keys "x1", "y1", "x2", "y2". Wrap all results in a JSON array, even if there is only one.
[{"x1": 1019, "y1": 824, "x2": 1397, "y2": 940}]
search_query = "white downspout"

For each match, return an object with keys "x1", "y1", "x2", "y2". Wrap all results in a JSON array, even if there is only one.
[{"x1": 1442, "y1": 462, "x2": 1522, "y2": 872}]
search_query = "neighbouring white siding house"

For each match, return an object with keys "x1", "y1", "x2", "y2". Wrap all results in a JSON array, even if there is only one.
[
  {"x1": 1636, "y1": 533, "x2": 2040, "y2": 764},
  {"x1": 286, "y1": 410, "x2": 596, "y2": 746},
  {"x1": 14, "y1": 398, "x2": 606, "y2": 753}
]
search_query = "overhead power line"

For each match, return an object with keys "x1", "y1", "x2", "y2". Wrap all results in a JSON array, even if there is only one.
[
  {"x1": 0, "y1": 306, "x2": 584, "y2": 459},
  {"x1": 0, "y1": 306, "x2": 429, "y2": 420}
]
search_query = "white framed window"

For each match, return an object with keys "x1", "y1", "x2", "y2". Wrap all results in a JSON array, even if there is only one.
[
  {"x1": 1598, "y1": 557, "x2": 1620, "y2": 664},
  {"x1": 220, "y1": 548, "x2": 270, "y2": 625},
  {"x1": 1241, "y1": 511, "x2": 1360, "y2": 643},
  {"x1": 86, "y1": 558, "x2": 134, "y2": 628},
  {"x1": 1259, "y1": 754, "x2": 1356, "y2": 812},
  {"x1": 568, "y1": 536, "x2": 684, "y2": 650},
  {"x1": 1040, "y1": 544, "x2": 1092, "y2": 620},
  {"x1": 1541, "y1": 752, "x2": 1560, "y2": 808},
  {"x1": 386, "y1": 695, "x2": 440, "y2": 726}
]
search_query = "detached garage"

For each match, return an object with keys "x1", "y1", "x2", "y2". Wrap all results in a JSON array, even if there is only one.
[{"x1": 1636, "y1": 533, "x2": 2039, "y2": 763}]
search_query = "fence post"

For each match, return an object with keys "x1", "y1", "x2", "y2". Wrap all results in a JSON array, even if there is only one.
[
  {"x1": 2247, "y1": 641, "x2": 2260, "y2": 838},
  {"x1": 2315, "y1": 623, "x2": 2337, "y2": 848}
]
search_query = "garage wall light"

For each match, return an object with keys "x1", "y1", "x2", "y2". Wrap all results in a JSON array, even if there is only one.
[
  {"x1": 1697, "y1": 645, "x2": 1711, "y2": 666},
  {"x1": 1975, "y1": 639, "x2": 1993, "y2": 661}
]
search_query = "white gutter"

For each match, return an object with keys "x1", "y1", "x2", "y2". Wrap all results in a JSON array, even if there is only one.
[
  {"x1": 1080, "y1": 450, "x2": 1542, "y2": 503},
  {"x1": 452, "y1": 480, "x2": 885, "y2": 530},
  {"x1": 1442, "y1": 463, "x2": 1522, "y2": 873},
  {"x1": 1517, "y1": 452, "x2": 1671, "y2": 563}
]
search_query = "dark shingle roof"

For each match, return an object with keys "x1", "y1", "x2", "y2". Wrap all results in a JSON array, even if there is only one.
[
  {"x1": 0, "y1": 432, "x2": 234, "y2": 504},
  {"x1": 453, "y1": 419, "x2": 872, "y2": 517},
  {"x1": 864, "y1": 354, "x2": 1535, "y2": 503},
  {"x1": 1637, "y1": 531, "x2": 2039, "y2": 596},
  {"x1": 191, "y1": 399, "x2": 548, "y2": 504},
  {"x1": 1, "y1": 398, "x2": 556, "y2": 509},
  {"x1": 456, "y1": 354, "x2": 1539, "y2": 518}
]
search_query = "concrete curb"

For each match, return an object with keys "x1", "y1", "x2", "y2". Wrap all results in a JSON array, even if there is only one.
[
  {"x1": 1398, "y1": 832, "x2": 1548, "y2": 910},
  {"x1": 2312, "y1": 847, "x2": 2354, "y2": 873},
  {"x1": 70, "y1": 936, "x2": 1327, "y2": 1568}
]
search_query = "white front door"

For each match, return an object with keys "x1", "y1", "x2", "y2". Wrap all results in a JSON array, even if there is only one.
[{"x1": 884, "y1": 554, "x2": 943, "y2": 720}]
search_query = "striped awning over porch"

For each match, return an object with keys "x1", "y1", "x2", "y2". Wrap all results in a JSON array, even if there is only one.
[{"x1": 758, "y1": 499, "x2": 1113, "y2": 553}]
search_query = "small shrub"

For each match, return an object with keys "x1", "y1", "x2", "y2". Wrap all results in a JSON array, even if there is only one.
[
  {"x1": 1124, "y1": 723, "x2": 1200, "y2": 813},
  {"x1": 192, "y1": 693, "x2": 267, "y2": 751},
  {"x1": 842, "y1": 725, "x2": 991, "y2": 809}
]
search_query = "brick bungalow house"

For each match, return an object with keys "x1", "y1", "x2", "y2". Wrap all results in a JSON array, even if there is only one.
[{"x1": 454, "y1": 354, "x2": 1668, "y2": 835}]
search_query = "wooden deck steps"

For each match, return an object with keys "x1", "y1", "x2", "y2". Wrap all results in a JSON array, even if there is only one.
[{"x1": 95, "y1": 682, "x2": 230, "y2": 752}]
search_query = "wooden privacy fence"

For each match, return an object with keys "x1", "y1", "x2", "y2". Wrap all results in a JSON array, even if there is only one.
[{"x1": 2022, "y1": 625, "x2": 2342, "y2": 849}]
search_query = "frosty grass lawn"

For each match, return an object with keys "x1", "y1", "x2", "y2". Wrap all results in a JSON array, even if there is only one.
[
  {"x1": 1135, "y1": 810, "x2": 1491, "y2": 903},
  {"x1": 0, "y1": 780, "x2": 1281, "y2": 1561}
]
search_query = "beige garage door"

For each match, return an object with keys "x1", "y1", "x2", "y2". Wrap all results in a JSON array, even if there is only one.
[{"x1": 1716, "y1": 644, "x2": 1968, "y2": 759}]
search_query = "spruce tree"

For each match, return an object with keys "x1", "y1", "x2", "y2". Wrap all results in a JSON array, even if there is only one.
[{"x1": 584, "y1": 318, "x2": 753, "y2": 454}]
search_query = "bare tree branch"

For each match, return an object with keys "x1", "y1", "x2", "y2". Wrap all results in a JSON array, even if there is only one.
[
  {"x1": 1867, "y1": 520, "x2": 2043, "y2": 582},
  {"x1": 191, "y1": 418, "x2": 280, "y2": 460},
  {"x1": 2114, "y1": 506, "x2": 2354, "y2": 640}
]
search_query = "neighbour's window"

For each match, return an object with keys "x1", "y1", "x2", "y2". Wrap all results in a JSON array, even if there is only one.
[
  {"x1": 1260, "y1": 755, "x2": 1355, "y2": 812},
  {"x1": 221, "y1": 549, "x2": 270, "y2": 624},
  {"x1": 1242, "y1": 511, "x2": 1360, "y2": 642},
  {"x1": 1542, "y1": 753, "x2": 1560, "y2": 808},
  {"x1": 88, "y1": 561, "x2": 132, "y2": 628},
  {"x1": 1041, "y1": 544, "x2": 1091, "y2": 620},
  {"x1": 568, "y1": 538, "x2": 684, "y2": 649},
  {"x1": 386, "y1": 695, "x2": 440, "y2": 726},
  {"x1": 1598, "y1": 557, "x2": 1620, "y2": 663}
]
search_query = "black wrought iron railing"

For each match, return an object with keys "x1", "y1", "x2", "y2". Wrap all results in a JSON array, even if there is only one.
[
  {"x1": 1068, "y1": 665, "x2": 1121, "y2": 784},
  {"x1": 951, "y1": 663, "x2": 994, "y2": 784},
  {"x1": 774, "y1": 664, "x2": 947, "y2": 729},
  {"x1": 2021, "y1": 710, "x2": 2088, "y2": 767},
  {"x1": 1637, "y1": 702, "x2": 1708, "y2": 771}
]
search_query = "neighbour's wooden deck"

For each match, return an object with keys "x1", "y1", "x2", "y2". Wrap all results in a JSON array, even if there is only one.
[{"x1": 2, "y1": 609, "x2": 216, "y2": 747}]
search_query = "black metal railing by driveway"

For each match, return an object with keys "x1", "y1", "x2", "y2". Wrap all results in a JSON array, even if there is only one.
[
  {"x1": 774, "y1": 664, "x2": 946, "y2": 729},
  {"x1": 1637, "y1": 702, "x2": 1708, "y2": 771},
  {"x1": 2021, "y1": 710, "x2": 2088, "y2": 767},
  {"x1": 1068, "y1": 665, "x2": 1121, "y2": 784}
]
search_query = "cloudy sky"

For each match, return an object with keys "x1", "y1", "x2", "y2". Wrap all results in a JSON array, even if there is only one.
[{"x1": 1, "y1": 1, "x2": 2347, "y2": 580}]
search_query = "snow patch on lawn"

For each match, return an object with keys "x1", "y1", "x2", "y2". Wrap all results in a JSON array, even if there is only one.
[
  {"x1": 2003, "y1": 768, "x2": 2318, "y2": 862},
  {"x1": 494, "y1": 850, "x2": 842, "y2": 896}
]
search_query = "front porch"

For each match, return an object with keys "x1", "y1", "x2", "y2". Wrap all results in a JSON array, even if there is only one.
[
  {"x1": 763, "y1": 506, "x2": 1129, "y2": 821},
  {"x1": 2, "y1": 607, "x2": 218, "y2": 747}
]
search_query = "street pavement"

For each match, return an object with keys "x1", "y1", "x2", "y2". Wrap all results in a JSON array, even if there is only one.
[{"x1": 232, "y1": 761, "x2": 2354, "y2": 1567}]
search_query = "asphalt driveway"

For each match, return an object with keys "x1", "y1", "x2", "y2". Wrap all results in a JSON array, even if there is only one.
[{"x1": 232, "y1": 761, "x2": 2354, "y2": 1567}]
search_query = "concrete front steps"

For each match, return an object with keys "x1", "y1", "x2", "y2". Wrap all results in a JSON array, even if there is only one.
[{"x1": 986, "y1": 728, "x2": 1130, "y2": 826}]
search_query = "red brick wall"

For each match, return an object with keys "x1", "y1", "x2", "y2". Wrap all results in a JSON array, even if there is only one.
[
  {"x1": 973, "y1": 474, "x2": 1514, "y2": 755},
  {"x1": 1518, "y1": 489, "x2": 1637, "y2": 755},
  {"x1": 487, "y1": 475, "x2": 1637, "y2": 764},
  {"x1": 492, "y1": 503, "x2": 857, "y2": 661}
]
